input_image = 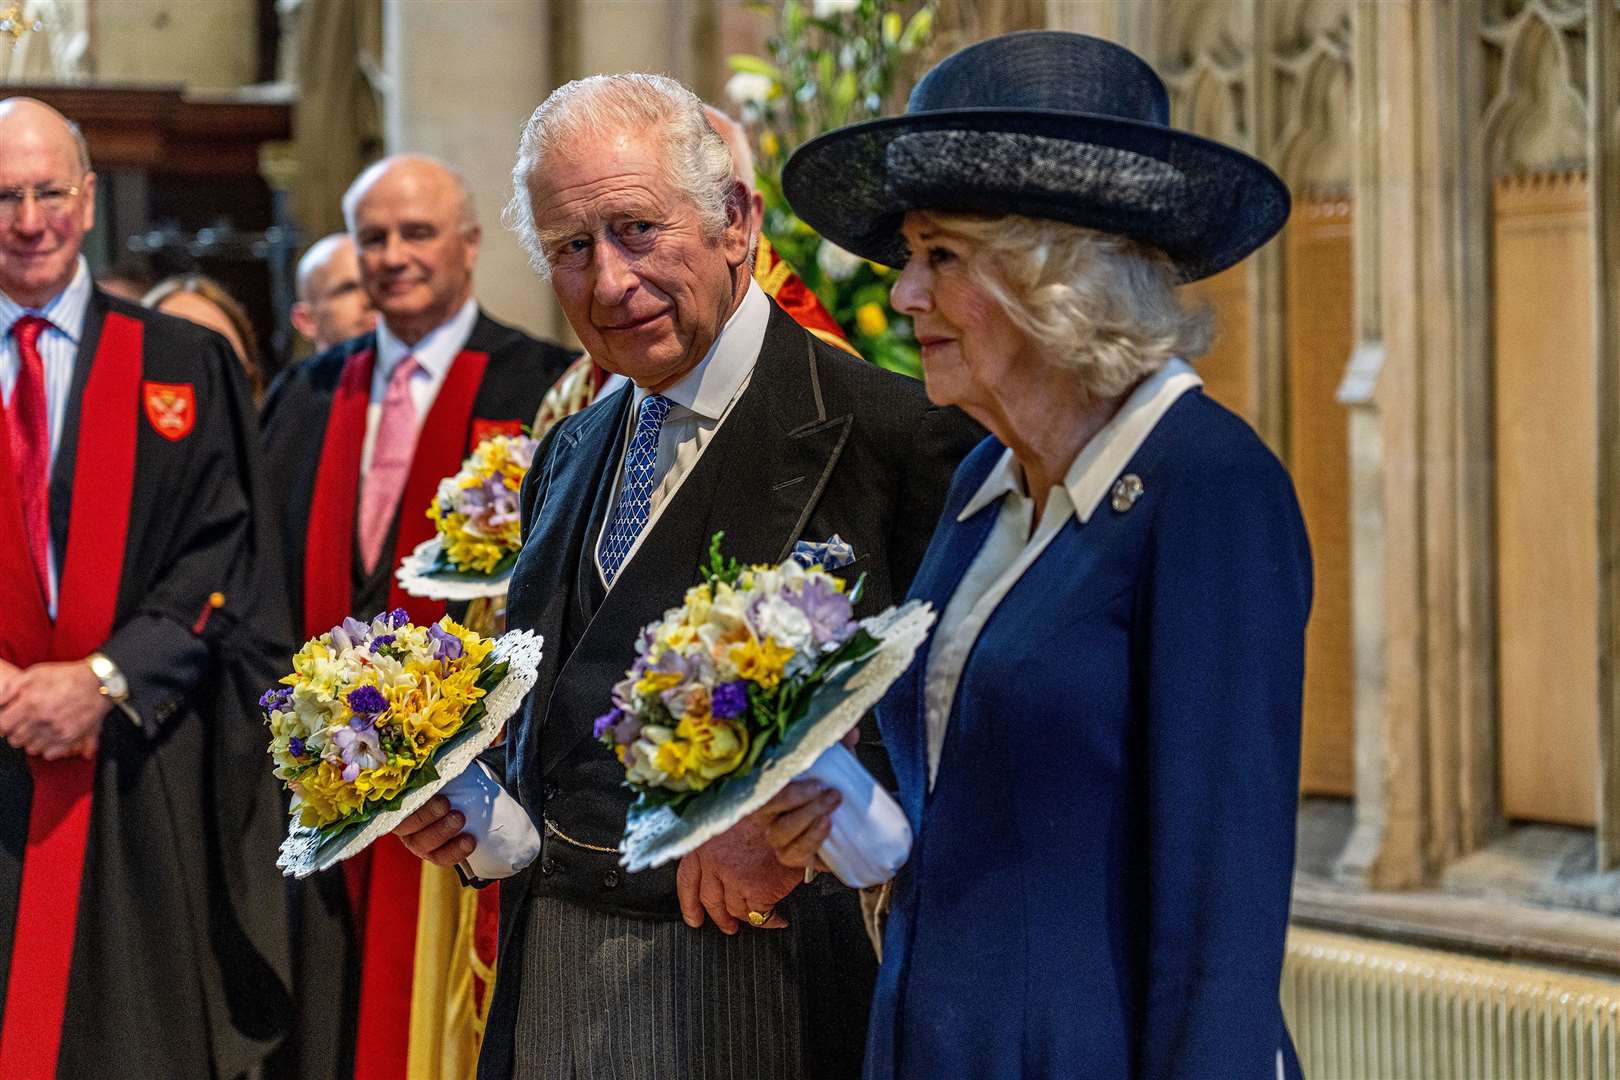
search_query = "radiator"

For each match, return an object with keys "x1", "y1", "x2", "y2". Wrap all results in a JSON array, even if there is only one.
[{"x1": 1283, "y1": 928, "x2": 1620, "y2": 1079}]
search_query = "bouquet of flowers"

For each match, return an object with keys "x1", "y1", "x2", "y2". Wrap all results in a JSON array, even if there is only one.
[
  {"x1": 268, "y1": 608, "x2": 543, "y2": 877},
  {"x1": 605, "y1": 535, "x2": 929, "y2": 885},
  {"x1": 397, "y1": 432, "x2": 538, "y2": 605}
]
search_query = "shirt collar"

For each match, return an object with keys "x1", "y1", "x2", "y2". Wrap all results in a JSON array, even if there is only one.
[
  {"x1": 375, "y1": 295, "x2": 480, "y2": 380},
  {"x1": 0, "y1": 257, "x2": 92, "y2": 343},
  {"x1": 958, "y1": 358, "x2": 1203, "y2": 524},
  {"x1": 632, "y1": 278, "x2": 769, "y2": 419}
]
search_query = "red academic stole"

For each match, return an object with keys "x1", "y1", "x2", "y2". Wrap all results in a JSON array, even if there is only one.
[
  {"x1": 303, "y1": 345, "x2": 490, "y2": 1080},
  {"x1": 0, "y1": 313, "x2": 143, "y2": 1078},
  {"x1": 754, "y1": 235, "x2": 861, "y2": 358}
]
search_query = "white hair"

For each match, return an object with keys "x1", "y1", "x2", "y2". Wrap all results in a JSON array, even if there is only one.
[
  {"x1": 924, "y1": 212, "x2": 1213, "y2": 399},
  {"x1": 503, "y1": 73, "x2": 736, "y2": 280},
  {"x1": 340, "y1": 154, "x2": 478, "y2": 235}
]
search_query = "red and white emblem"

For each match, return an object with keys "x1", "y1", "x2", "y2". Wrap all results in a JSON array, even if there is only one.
[
  {"x1": 469, "y1": 417, "x2": 522, "y2": 451},
  {"x1": 143, "y1": 381, "x2": 196, "y2": 441}
]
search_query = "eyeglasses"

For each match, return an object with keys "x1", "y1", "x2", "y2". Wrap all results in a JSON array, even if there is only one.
[{"x1": 0, "y1": 183, "x2": 84, "y2": 224}]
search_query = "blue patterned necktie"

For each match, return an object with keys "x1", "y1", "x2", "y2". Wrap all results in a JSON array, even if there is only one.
[{"x1": 600, "y1": 393, "x2": 673, "y2": 585}]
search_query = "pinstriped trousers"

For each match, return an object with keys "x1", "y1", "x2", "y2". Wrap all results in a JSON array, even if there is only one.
[{"x1": 514, "y1": 895, "x2": 805, "y2": 1080}]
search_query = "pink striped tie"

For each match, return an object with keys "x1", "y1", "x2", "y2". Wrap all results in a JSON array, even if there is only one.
[{"x1": 359, "y1": 354, "x2": 422, "y2": 573}]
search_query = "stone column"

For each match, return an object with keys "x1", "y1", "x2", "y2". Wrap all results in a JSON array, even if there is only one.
[{"x1": 382, "y1": 0, "x2": 565, "y2": 342}]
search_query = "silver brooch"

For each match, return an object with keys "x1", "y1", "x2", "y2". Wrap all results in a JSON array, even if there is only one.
[{"x1": 1110, "y1": 474, "x2": 1144, "y2": 513}]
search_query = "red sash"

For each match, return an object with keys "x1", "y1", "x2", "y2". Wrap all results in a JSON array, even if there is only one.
[
  {"x1": 0, "y1": 313, "x2": 143, "y2": 1078},
  {"x1": 303, "y1": 345, "x2": 490, "y2": 1080}
]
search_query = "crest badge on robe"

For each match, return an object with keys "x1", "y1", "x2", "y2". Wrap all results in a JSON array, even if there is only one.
[
  {"x1": 469, "y1": 417, "x2": 523, "y2": 451},
  {"x1": 143, "y1": 381, "x2": 196, "y2": 441}
]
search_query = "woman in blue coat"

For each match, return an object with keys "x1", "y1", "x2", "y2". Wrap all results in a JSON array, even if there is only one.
[{"x1": 762, "y1": 32, "x2": 1312, "y2": 1079}]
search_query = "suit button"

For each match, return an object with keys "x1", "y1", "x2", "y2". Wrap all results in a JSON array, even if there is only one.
[
  {"x1": 602, "y1": 870, "x2": 620, "y2": 889},
  {"x1": 541, "y1": 857, "x2": 557, "y2": 876}
]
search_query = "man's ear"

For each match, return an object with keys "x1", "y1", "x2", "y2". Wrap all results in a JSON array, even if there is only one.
[
  {"x1": 290, "y1": 301, "x2": 317, "y2": 343},
  {"x1": 722, "y1": 180, "x2": 751, "y2": 268}
]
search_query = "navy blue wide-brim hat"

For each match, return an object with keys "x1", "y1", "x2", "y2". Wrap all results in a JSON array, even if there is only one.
[{"x1": 783, "y1": 31, "x2": 1291, "y2": 283}]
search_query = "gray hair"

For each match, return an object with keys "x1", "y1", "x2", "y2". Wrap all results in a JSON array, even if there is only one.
[
  {"x1": 924, "y1": 212, "x2": 1213, "y2": 398},
  {"x1": 504, "y1": 73, "x2": 736, "y2": 280},
  {"x1": 340, "y1": 154, "x2": 478, "y2": 235}
]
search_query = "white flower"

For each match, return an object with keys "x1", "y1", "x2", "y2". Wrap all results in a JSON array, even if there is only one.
[
  {"x1": 754, "y1": 592, "x2": 815, "y2": 654},
  {"x1": 816, "y1": 240, "x2": 863, "y2": 282},
  {"x1": 812, "y1": 0, "x2": 859, "y2": 16},
  {"x1": 725, "y1": 72, "x2": 774, "y2": 109}
]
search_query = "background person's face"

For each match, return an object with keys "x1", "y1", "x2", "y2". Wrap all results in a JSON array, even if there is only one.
[
  {"x1": 308, "y1": 241, "x2": 376, "y2": 348},
  {"x1": 352, "y1": 163, "x2": 478, "y2": 344},
  {"x1": 527, "y1": 128, "x2": 749, "y2": 391},
  {"x1": 0, "y1": 125, "x2": 93, "y2": 308}
]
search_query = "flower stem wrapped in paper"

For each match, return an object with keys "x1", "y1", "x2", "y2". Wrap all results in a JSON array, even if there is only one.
[
  {"x1": 267, "y1": 608, "x2": 543, "y2": 877},
  {"x1": 396, "y1": 432, "x2": 539, "y2": 626},
  {"x1": 604, "y1": 534, "x2": 931, "y2": 886}
]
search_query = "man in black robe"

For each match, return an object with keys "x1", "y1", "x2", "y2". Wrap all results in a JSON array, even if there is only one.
[
  {"x1": 396, "y1": 74, "x2": 982, "y2": 1079},
  {"x1": 261, "y1": 152, "x2": 575, "y2": 1080},
  {"x1": 0, "y1": 96, "x2": 293, "y2": 1080}
]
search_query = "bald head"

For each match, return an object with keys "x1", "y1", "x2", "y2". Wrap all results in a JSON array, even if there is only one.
[
  {"x1": 703, "y1": 106, "x2": 763, "y2": 236},
  {"x1": 341, "y1": 154, "x2": 482, "y2": 346},
  {"x1": 341, "y1": 154, "x2": 475, "y2": 235},
  {"x1": 292, "y1": 233, "x2": 375, "y2": 350},
  {"x1": 0, "y1": 97, "x2": 97, "y2": 307}
]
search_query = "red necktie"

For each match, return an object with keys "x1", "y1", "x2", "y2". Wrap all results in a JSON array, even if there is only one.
[{"x1": 7, "y1": 314, "x2": 52, "y2": 604}]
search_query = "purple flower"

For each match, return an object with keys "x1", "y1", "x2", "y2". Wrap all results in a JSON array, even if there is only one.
[
  {"x1": 333, "y1": 723, "x2": 383, "y2": 773},
  {"x1": 427, "y1": 623, "x2": 464, "y2": 661},
  {"x1": 785, "y1": 577, "x2": 856, "y2": 646},
  {"x1": 346, "y1": 684, "x2": 387, "y2": 716},
  {"x1": 288, "y1": 736, "x2": 306, "y2": 758},
  {"x1": 386, "y1": 607, "x2": 410, "y2": 628},
  {"x1": 711, "y1": 680, "x2": 749, "y2": 719},
  {"x1": 593, "y1": 709, "x2": 622, "y2": 740},
  {"x1": 370, "y1": 634, "x2": 396, "y2": 652},
  {"x1": 259, "y1": 686, "x2": 292, "y2": 713}
]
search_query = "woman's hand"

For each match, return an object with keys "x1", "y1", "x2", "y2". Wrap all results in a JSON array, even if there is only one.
[{"x1": 758, "y1": 779, "x2": 842, "y2": 871}]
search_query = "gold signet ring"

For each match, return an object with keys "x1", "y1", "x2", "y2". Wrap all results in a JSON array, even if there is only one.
[{"x1": 747, "y1": 910, "x2": 769, "y2": 927}]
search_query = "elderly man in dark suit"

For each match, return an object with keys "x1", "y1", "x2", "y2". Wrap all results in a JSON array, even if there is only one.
[{"x1": 395, "y1": 73, "x2": 980, "y2": 1078}]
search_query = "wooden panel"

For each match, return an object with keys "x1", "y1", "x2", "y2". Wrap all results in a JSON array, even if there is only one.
[
  {"x1": 1182, "y1": 262, "x2": 1254, "y2": 423},
  {"x1": 1286, "y1": 199, "x2": 1356, "y2": 797},
  {"x1": 1494, "y1": 173, "x2": 1598, "y2": 826}
]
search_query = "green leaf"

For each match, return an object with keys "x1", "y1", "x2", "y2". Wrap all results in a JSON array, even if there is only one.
[
  {"x1": 899, "y1": 7, "x2": 933, "y2": 51},
  {"x1": 726, "y1": 54, "x2": 783, "y2": 80}
]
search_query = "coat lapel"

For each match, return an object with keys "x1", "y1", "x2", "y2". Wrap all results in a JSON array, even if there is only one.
[
  {"x1": 537, "y1": 303, "x2": 853, "y2": 777},
  {"x1": 505, "y1": 384, "x2": 630, "y2": 810}
]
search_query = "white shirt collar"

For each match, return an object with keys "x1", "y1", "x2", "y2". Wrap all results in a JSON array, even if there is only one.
[
  {"x1": 958, "y1": 357, "x2": 1204, "y2": 524},
  {"x1": 0, "y1": 257, "x2": 92, "y2": 343},
  {"x1": 631, "y1": 278, "x2": 769, "y2": 418},
  {"x1": 375, "y1": 295, "x2": 480, "y2": 379}
]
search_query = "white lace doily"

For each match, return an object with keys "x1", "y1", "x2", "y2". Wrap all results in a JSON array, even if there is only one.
[
  {"x1": 277, "y1": 628, "x2": 544, "y2": 878},
  {"x1": 395, "y1": 537, "x2": 513, "y2": 601},
  {"x1": 620, "y1": 600, "x2": 935, "y2": 873}
]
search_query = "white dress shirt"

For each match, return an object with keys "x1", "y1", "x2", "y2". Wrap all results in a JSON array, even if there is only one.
[
  {"x1": 360, "y1": 296, "x2": 480, "y2": 476},
  {"x1": 0, "y1": 257, "x2": 95, "y2": 615},
  {"x1": 921, "y1": 358, "x2": 1203, "y2": 788},
  {"x1": 593, "y1": 278, "x2": 770, "y2": 589}
]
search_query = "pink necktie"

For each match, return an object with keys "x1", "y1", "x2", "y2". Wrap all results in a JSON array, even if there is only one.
[
  {"x1": 359, "y1": 355, "x2": 422, "y2": 573},
  {"x1": 7, "y1": 315, "x2": 52, "y2": 603}
]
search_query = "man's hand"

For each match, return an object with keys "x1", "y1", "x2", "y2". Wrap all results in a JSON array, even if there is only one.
[
  {"x1": 758, "y1": 779, "x2": 842, "y2": 873},
  {"x1": 676, "y1": 811, "x2": 804, "y2": 935},
  {"x1": 0, "y1": 660, "x2": 110, "y2": 760},
  {"x1": 394, "y1": 794, "x2": 475, "y2": 866}
]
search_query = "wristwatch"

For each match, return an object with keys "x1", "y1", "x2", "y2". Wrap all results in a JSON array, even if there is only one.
[{"x1": 86, "y1": 652, "x2": 130, "y2": 703}]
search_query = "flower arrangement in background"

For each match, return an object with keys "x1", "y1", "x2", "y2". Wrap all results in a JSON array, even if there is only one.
[
  {"x1": 424, "y1": 432, "x2": 537, "y2": 578},
  {"x1": 264, "y1": 610, "x2": 506, "y2": 831},
  {"x1": 727, "y1": 0, "x2": 937, "y2": 378}
]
